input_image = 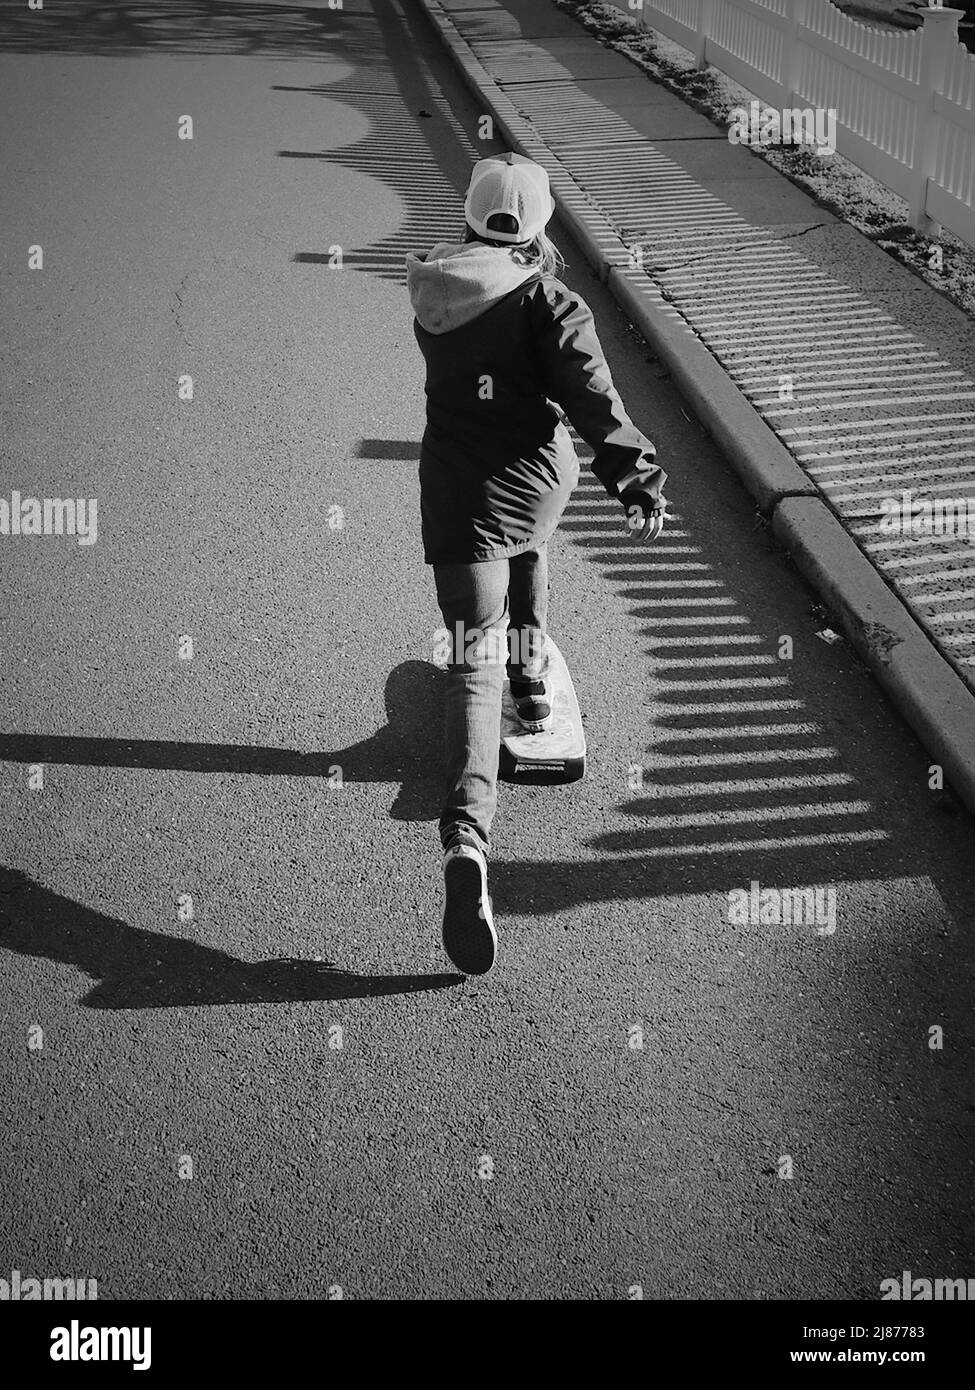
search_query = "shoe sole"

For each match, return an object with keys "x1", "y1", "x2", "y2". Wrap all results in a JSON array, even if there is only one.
[{"x1": 442, "y1": 855, "x2": 497, "y2": 976}]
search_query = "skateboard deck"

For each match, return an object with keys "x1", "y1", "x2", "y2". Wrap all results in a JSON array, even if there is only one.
[{"x1": 499, "y1": 637, "x2": 586, "y2": 782}]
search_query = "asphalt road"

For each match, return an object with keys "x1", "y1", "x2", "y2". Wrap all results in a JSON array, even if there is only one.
[{"x1": 1, "y1": 0, "x2": 973, "y2": 1300}]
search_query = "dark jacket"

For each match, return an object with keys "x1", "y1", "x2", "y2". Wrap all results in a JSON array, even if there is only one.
[{"x1": 407, "y1": 246, "x2": 665, "y2": 566}]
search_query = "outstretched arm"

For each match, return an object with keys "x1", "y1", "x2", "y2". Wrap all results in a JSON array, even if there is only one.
[{"x1": 530, "y1": 281, "x2": 668, "y2": 511}]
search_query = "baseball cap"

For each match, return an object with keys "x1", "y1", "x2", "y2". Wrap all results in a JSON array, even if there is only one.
[{"x1": 464, "y1": 152, "x2": 556, "y2": 245}]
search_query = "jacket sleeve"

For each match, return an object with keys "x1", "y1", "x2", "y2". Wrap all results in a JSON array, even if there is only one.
[{"x1": 529, "y1": 280, "x2": 666, "y2": 502}]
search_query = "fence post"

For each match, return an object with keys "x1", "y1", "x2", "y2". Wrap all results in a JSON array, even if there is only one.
[
  {"x1": 783, "y1": 0, "x2": 808, "y2": 110},
  {"x1": 693, "y1": 0, "x2": 714, "y2": 70},
  {"x1": 909, "y1": 6, "x2": 964, "y2": 234}
]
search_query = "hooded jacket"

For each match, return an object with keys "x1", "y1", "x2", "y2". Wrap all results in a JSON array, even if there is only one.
[{"x1": 406, "y1": 240, "x2": 665, "y2": 566}]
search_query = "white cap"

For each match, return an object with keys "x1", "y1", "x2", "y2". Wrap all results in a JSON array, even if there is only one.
[{"x1": 464, "y1": 152, "x2": 556, "y2": 245}]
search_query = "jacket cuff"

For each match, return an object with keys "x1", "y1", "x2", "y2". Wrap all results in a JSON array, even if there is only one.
[{"x1": 607, "y1": 459, "x2": 667, "y2": 500}]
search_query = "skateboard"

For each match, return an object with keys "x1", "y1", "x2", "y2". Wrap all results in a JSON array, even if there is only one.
[{"x1": 499, "y1": 636, "x2": 586, "y2": 783}]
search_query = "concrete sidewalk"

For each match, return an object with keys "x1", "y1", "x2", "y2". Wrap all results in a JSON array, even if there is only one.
[{"x1": 416, "y1": 0, "x2": 975, "y2": 817}]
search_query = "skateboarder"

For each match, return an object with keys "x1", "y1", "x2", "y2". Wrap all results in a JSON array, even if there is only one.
[{"x1": 406, "y1": 152, "x2": 668, "y2": 976}]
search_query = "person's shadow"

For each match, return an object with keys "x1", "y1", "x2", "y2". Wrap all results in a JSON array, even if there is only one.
[
  {"x1": 0, "y1": 661, "x2": 463, "y2": 1006},
  {"x1": 323, "y1": 660, "x2": 445, "y2": 821},
  {"x1": 0, "y1": 867, "x2": 460, "y2": 1009},
  {"x1": 0, "y1": 661, "x2": 444, "y2": 818}
]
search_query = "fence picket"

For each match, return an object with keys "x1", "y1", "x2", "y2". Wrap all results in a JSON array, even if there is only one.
[{"x1": 617, "y1": 0, "x2": 973, "y2": 244}]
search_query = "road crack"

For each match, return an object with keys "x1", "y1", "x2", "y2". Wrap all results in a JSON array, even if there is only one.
[{"x1": 171, "y1": 271, "x2": 191, "y2": 345}]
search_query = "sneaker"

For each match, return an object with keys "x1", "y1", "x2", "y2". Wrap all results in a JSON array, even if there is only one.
[
  {"x1": 509, "y1": 674, "x2": 553, "y2": 732},
  {"x1": 441, "y1": 837, "x2": 496, "y2": 975}
]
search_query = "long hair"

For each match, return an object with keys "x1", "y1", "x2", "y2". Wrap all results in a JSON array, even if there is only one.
[{"x1": 462, "y1": 220, "x2": 566, "y2": 276}]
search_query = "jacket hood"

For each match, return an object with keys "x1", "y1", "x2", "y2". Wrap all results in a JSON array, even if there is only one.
[{"x1": 406, "y1": 240, "x2": 539, "y2": 335}]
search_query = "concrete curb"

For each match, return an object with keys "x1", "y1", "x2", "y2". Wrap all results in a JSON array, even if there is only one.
[
  {"x1": 773, "y1": 499, "x2": 975, "y2": 812},
  {"x1": 415, "y1": 0, "x2": 975, "y2": 817}
]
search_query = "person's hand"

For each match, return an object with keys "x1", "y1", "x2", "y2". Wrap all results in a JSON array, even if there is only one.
[{"x1": 621, "y1": 488, "x2": 668, "y2": 543}]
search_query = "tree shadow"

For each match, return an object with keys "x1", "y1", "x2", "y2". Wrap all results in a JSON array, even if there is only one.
[
  {"x1": 280, "y1": 1, "x2": 488, "y2": 280},
  {"x1": 0, "y1": 0, "x2": 376, "y2": 57},
  {"x1": 0, "y1": 0, "x2": 501, "y2": 285},
  {"x1": 3, "y1": 0, "x2": 480, "y2": 291},
  {"x1": 0, "y1": 660, "x2": 444, "y2": 822},
  {"x1": 0, "y1": 866, "x2": 461, "y2": 1008}
]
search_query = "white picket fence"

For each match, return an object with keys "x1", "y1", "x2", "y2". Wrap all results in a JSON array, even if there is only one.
[{"x1": 612, "y1": 0, "x2": 975, "y2": 246}]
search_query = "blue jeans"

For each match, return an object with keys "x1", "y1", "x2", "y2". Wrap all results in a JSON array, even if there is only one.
[{"x1": 433, "y1": 545, "x2": 550, "y2": 856}]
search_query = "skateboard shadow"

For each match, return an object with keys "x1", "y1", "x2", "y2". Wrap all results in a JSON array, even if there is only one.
[
  {"x1": 0, "y1": 867, "x2": 461, "y2": 1009},
  {"x1": 0, "y1": 660, "x2": 444, "y2": 822}
]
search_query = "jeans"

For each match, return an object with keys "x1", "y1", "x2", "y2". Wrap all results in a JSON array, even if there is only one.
[{"x1": 433, "y1": 545, "x2": 550, "y2": 857}]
